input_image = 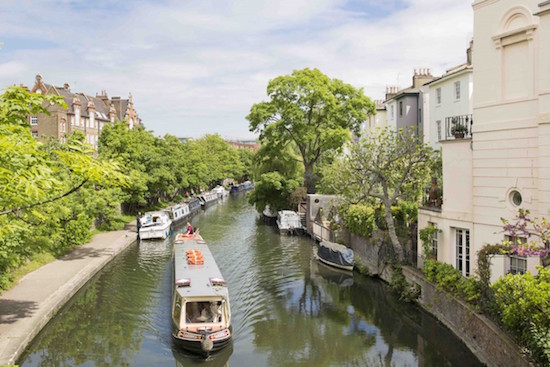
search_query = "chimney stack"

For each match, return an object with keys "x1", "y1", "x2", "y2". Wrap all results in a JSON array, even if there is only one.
[
  {"x1": 385, "y1": 86, "x2": 399, "y2": 101},
  {"x1": 412, "y1": 68, "x2": 434, "y2": 88}
]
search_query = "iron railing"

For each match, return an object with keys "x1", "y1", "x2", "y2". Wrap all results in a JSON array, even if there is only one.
[{"x1": 441, "y1": 114, "x2": 473, "y2": 141}]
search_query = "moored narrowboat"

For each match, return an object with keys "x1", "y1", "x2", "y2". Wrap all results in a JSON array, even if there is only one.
[{"x1": 198, "y1": 192, "x2": 218, "y2": 208}]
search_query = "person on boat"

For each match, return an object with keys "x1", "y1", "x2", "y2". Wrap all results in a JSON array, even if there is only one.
[{"x1": 187, "y1": 222, "x2": 194, "y2": 235}]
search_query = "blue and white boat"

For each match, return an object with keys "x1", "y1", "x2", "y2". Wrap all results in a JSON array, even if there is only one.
[{"x1": 139, "y1": 211, "x2": 173, "y2": 240}]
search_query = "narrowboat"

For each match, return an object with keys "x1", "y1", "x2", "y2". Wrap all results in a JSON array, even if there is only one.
[
  {"x1": 188, "y1": 198, "x2": 202, "y2": 213},
  {"x1": 139, "y1": 211, "x2": 173, "y2": 240},
  {"x1": 198, "y1": 192, "x2": 218, "y2": 208},
  {"x1": 261, "y1": 205, "x2": 277, "y2": 223},
  {"x1": 167, "y1": 203, "x2": 191, "y2": 224},
  {"x1": 212, "y1": 185, "x2": 228, "y2": 199},
  {"x1": 241, "y1": 180, "x2": 254, "y2": 191},
  {"x1": 172, "y1": 235, "x2": 232, "y2": 356}
]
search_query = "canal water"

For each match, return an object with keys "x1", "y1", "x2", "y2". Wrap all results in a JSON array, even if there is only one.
[{"x1": 19, "y1": 194, "x2": 482, "y2": 367}]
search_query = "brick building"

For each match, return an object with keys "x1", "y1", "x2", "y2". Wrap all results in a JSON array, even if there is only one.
[{"x1": 28, "y1": 74, "x2": 141, "y2": 150}]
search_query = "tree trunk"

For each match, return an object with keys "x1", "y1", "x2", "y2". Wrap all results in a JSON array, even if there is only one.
[
  {"x1": 304, "y1": 163, "x2": 316, "y2": 194},
  {"x1": 383, "y1": 199, "x2": 404, "y2": 262}
]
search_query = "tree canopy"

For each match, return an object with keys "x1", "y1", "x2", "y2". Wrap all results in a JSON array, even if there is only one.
[
  {"x1": 320, "y1": 127, "x2": 436, "y2": 261},
  {"x1": 247, "y1": 68, "x2": 375, "y2": 194},
  {"x1": 99, "y1": 126, "x2": 253, "y2": 211},
  {"x1": 0, "y1": 87, "x2": 127, "y2": 288}
]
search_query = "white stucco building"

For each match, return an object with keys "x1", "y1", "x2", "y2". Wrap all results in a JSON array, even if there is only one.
[
  {"x1": 360, "y1": 100, "x2": 387, "y2": 136},
  {"x1": 418, "y1": 0, "x2": 550, "y2": 280},
  {"x1": 424, "y1": 45, "x2": 474, "y2": 149}
]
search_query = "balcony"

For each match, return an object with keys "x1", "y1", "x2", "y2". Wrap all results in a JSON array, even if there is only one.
[{"x1": 440, "y1": 114, "x2": 473, "y2": 141}]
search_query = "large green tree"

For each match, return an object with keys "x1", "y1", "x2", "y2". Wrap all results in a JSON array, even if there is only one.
[
  {"x1": 247, "y1": 68, "x2": 375, "y2": 194},
  {"x1": 0, "y1": 86, "x2": 126, "y2": 227},
  {"x1": 320, "y1": 127, "x2": 435, "y2": 261},
  {"x1": 0, "y1": 87, "x2": 127, "y2": 287}
]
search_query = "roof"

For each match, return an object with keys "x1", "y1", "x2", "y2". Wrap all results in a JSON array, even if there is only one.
[
  {"x1": 385, "y1": 86, "x2": 421, "y2": 103},
  {"x1": 46, "y1": 84, "x2": 112, "y2": 121},
  {"x1": 174, "y1": 239, "x2": 229, "y2": 299},
  {"x1": 425, "y1": 63, "x2": 473, "y2": 87}
]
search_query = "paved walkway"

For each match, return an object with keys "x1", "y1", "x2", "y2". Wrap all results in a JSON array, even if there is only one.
[{"x1": 0, "y1": 229, "x2": 137, "y2": 365}]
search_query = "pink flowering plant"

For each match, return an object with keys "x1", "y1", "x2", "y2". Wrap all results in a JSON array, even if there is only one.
[{"x1": 500, "y1": 209, "x2": 550, "y2": 258}]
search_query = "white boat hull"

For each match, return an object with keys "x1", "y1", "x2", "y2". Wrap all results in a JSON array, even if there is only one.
[{"x1": 139, "y1": 222, "x2": 172, "y2": 240}]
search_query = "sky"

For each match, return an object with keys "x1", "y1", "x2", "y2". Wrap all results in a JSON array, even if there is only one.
[{"x1": 0, "y1": 0, "x2": 473, "y2": 140}]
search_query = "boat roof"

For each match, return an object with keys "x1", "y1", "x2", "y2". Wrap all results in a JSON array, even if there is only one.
[
  {"x1": 320, "y1": 240, "x2": 352, "y2": 253},
  {"x1": 174, "y1": 239, "x2": 229, "y2": 299},
  {"x1": 144, "y1": 210, "x2": 169, "y2": 217},
  {"x1": 278, "y1": 210, "x2": 299, "y2": 216}
]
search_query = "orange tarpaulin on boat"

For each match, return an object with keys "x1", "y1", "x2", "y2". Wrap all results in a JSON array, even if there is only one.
[{"x1": 186, "y1": 249, "x2": 204, "y2": 264}]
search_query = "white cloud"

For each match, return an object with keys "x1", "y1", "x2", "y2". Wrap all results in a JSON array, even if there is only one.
[{"x1": 0, "y1": 0, "x2": 473, "y2": 139}]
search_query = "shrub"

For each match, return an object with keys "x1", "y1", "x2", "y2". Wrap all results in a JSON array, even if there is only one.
[
  {"x1": 390, "y1": 263, "x2": 421, "y2": 302},
  {"x1": 491, "y1": 267, "x2": 550, "y2": 365},
  {"x1": 423, "y1": 259, "x2": 481, "y2": 307},
  {"x1": 341, "y1": 204, "x2": 376, "y2": 238}
]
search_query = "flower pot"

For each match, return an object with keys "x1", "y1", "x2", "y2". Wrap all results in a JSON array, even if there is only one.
[{"x1": 454, "y1": 132, "x2": 465, "y2": 139}]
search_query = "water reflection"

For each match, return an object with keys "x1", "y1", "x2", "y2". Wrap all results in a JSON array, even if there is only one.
[
  {"x1": 173, "y1": 342, "x2": 233, "y2": 367},
  {"x1": 19, "y1": 195, "x2": 482, "y2": 367}
]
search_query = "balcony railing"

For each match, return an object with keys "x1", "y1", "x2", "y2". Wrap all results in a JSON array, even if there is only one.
[{"x1": 441, "y1": 114, "x2": 473, "y2": 141}]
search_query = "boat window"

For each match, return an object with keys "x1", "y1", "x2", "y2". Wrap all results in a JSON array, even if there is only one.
[
  {"x1": 185, "y1": 301, "x2": 223, "y2": 324},
  {"x1": 173, "y1": 294, "x2": 182, "y2": 324}
]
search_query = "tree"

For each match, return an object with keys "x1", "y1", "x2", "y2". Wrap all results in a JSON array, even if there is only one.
[
  {"x1": 247, "y1": 68, "x2": 375, "y2": 194},
  {"x1": 0, "y1": 87, "x2": 126, "y2": 225},
  {"x1": 248, "y1": 142, "x2": 304, "y2": 212},
  {"x1": 321, "y1": 127, "x2": 434, "y2": 261}
]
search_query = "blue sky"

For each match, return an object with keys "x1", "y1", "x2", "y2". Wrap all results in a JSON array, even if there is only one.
[{"x1": 0, "y1": 0, "x2": 473, "y2": 139}]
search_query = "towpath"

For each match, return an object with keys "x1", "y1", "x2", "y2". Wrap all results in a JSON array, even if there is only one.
[{"x1": 0, "y1": 228, "x2": 137, "y2": 365}]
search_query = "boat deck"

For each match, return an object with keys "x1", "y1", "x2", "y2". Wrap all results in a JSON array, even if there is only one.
[{"x1": 173, "y1": 239, "x2": 228, "y2": 299}]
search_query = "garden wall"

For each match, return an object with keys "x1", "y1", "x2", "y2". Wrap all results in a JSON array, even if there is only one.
[{"x1": 401, "y1": 266, "x2": 530, "y2": 367}]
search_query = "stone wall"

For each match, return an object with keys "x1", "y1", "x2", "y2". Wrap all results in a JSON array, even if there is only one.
[{"x1": 401, "y1": 266, "x2": 530, "y2": 367}]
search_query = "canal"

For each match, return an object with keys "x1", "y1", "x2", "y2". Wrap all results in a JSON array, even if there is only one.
[{"x1": 19, "y1": 194, "x2": 482, "y2": 366}]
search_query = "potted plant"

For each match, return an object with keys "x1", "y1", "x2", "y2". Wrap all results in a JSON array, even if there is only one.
[{"x1": 451, "y1": 123, "x2": 467, "y2": 139}]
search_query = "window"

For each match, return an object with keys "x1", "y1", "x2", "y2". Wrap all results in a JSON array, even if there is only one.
[
  {"x1": 436, "y1": 120, "x2": 442, "y2": 141},
  {"x1": 399, "y1": 101, "x2": 403, "y2": 117},
  {"x1": 505, "y1": 235, "x2": 526, "y2": 246},
  {"x1": 31, "y1": 131, "x2": 38, "y2": 138},
  {"x1": 509, "y1": 256, "x2": 527, "y2": 274},
  {"x1": 428, "y1": 222, "x2": 438, "y2": 259},
  {"x1": 173, "y1": 294, "x2": 182, "y2": 324},
  {"x1": 456, "y1": 228, "x2": 470, "y2": 276},
  {"x1": 30, "y1": 116, "x2": 38, "y2": 125},
  {"x1": 185, "y1": 301, "x2": 223, "y2": 324},
  {"x1": 390, "y1": 105, "x2": 394, "y2": 119},
  {"x1": 455, "y1": 81, "x2": 461, "y2": 100},
  {"x1": 436, "y1": 88, "x2": 441, "y2": 104},
  {"x1": 509, "y1": 190, "x2": 522, "y2": 206}
]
